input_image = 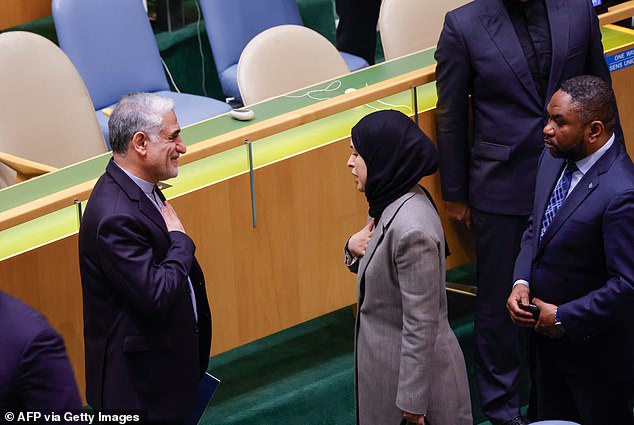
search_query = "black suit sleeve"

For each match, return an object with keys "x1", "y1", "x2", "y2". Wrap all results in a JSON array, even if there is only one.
[
  {"x1": 434, "y1": 12, "x2": 473, "y2": 203},
  {"x1": 18, "y1": 327, "x2": 82, "y2": 412},
  {"x1": 513, "y1": 151, "x2": 548, "y2": 283},
  {"x1": 95, "y1": 213, "x2": 195, "y2": 318},
  {"x1": 513, "y1": 213, "x2": 535, "y2": 283}
]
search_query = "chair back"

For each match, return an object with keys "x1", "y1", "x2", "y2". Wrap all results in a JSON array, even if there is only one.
[
  {"x1": 379, "y1": 0, "x2": 470, "y2": 60},
  {"x1": 0, "y1": 165, "x2": 14, "y2": 189},
  {"x1": 53, "y1": 0, "x2": 170, "y2": 109},
  {"x1": 201, "y1": 0, "x2": 302, "y2": 78},
  {"x1": 0, "y1": 31, "x2": 106, "y2": 187},
  {"x1": 237, "y1": 25, "x2": 348, "y2": 105}
]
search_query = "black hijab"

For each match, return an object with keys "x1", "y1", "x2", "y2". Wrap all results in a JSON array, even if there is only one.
[{"x1": 351, "y1": 110, "x2": 439, "y2": 220}]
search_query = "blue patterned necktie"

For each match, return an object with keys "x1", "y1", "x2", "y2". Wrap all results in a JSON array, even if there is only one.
[{"x1": 540, "y1": 161, "x2": 578, "y2": 240}]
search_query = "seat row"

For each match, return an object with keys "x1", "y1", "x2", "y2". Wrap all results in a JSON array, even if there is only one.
[{"x1": 0, "y1": 0, "x2": 467, "y2": 188}]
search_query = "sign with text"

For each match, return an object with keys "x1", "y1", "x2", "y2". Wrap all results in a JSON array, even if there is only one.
[{"x1": 606, "y1": 47, "x2": 634, "y2": 72}]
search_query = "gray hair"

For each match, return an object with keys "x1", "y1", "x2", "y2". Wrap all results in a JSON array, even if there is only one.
[{"x1": 108, "y1": 92, "x2": 175, "y2": 154}]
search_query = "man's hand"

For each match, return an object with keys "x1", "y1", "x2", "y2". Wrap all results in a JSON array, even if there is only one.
[
  {"x1": 161, "y1": 201, "x2": 186, "y2": 233},
  {"x1": 507, "y1": 284, "x2": 536, "y2": 327},
  {"x1": 533, "y1": 298, "x2": 563, "y2": 338},
  {"x1": 445, "y1": 201, "x2": 472, "y2": 229},
  {"x1": 402, "y1": 412, "x2": 425, "y2": 424},
  {"x1": 347, "y1": 218, "x2": 375, "y2": 257}
]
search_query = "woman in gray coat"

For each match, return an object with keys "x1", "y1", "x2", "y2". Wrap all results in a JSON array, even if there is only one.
[{"x1": 344, "y1": 110, "x2": 472, "y2": 425}]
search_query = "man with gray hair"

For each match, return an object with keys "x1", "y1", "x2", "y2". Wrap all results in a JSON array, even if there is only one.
[{"x1": 79, "y1": 92, "x2": 212, "y2": 423}]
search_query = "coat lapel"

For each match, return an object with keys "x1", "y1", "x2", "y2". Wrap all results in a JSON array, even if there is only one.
[
  {"x1": 545, "y1": 0, "x2": 569, "y2": 98},
  {"x1": 538, "y1": 168, "x2": 597, "y2": 252},
  {"x1": 537, "y1": 143, "x2": 621, "y2": 253},
  {"x1": 533, "y1": 156, "x2": 566, "y2": 252},
  {"x1": 357, "y1": 190, "x2": 418, "y2": 305},
  {"x1": 479, "y1": 0, "x2": 541, "y2": 106},
  {"x1": 356, "y1": 221, "x2": 385, "y2": 290},
  {"x1": 138, "y1": 197, "x2": 170, "y2": 238},
  {"x1": 106, "y1": 159, "x2": 169, "y2": 238}
]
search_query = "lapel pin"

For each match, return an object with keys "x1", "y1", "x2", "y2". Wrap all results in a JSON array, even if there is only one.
[{"x1": 588, "y1": 182, "x2": 594, "y2": 189}]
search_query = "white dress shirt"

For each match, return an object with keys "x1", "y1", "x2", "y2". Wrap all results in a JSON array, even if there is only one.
[{"x1": 514, "y1": 133, "x2": 615, "y2": 289}]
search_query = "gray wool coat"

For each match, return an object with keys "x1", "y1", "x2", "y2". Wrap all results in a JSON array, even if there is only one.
[{"x1": 349, "y1": 186, "x2": 472, "y2": 425}]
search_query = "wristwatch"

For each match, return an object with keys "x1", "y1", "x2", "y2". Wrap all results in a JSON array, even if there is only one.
[
  {"x1": 554, "y1": 308, "x2": 565, "y2": 334},
  {"x1": 344, "y1": 239, "x2": 357, "y2": 266}
]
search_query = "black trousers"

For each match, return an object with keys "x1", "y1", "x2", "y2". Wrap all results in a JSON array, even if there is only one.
[
  {"x1": 471, "y1": 209, "x2": 530, "y2": 424},
  {"x1": 335, "y1": 0, "x2": 382, "y2": 65},
  {"x1": 537, "y1": 345, "x2": 634, "y2": 425}
]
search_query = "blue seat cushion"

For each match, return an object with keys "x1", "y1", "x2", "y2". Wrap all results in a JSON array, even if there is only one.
[
  {"x1": 339, "y1": 52, "x2": 369, "y2": 72},
  {"x1": 156, "y1": 91, "x2": 232, "y2": 125},
  {"x1": 95, "y1": 111, "x2": 111, "y2": 149},
  {"x1": 219, "y1": 64, "x2": 241, "y2": 102}
]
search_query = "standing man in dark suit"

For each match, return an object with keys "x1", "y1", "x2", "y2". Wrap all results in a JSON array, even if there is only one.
[
  {"x1": 79, "y1": 92, "x2": 212, "y2": 423},
  {"x1": 435, "y1": 1, "x2": 614, "y2": 424},
  {"x1": 335, "y1": 0, "x2": 382, "y2": 65},
  {"x1": 0, "y1": 290, "x2": 82, "y2": 417},
  {"x1": 508, "y1": 75, "x2": 634, "y2": 424}
]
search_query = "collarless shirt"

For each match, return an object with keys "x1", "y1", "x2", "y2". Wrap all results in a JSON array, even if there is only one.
[{"x1": 504, "y1": 0, "x2": 552, "y2": 102}]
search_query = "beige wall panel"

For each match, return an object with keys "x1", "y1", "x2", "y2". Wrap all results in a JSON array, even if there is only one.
[{"x1": 1, "y1": 0, "x2": 51, "y2": 30}]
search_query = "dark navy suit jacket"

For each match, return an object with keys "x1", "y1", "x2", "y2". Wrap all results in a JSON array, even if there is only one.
[
  {"x1": 0, "y1": 291, "x2": 82, "y2": 414},
  {"x1": 435, "y1": 0, "x2": 612, "y2": 215},
  {"x1": 78, "y1": 159, "x2": 211, "y2": 421},
  {"x1": 514, "y1": 142, "x2": 634, "y2": 380}
]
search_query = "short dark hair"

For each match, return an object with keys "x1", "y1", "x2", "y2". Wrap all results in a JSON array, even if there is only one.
[
  {"x1": 108, "y1": 93, "x2": 175, "y2": 155},
  {"x1": 559, "y1": 75, "x2": 617, "y2": 133}
]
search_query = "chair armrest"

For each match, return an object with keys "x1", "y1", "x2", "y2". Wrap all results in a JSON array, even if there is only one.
[{"x1": 0, "y1": 152, "x2": 58, "y2": 183}]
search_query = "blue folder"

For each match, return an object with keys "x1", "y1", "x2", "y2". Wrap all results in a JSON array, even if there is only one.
[{"x1": 183, "y1": 372, "x2": 221, "y2": 425}]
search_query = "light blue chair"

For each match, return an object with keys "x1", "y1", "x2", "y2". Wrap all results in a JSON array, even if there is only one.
[
  {"x1": 531, "y1": 421, "x2": 581, "y2": 425},
  {"x1": 52, "y1": 0, "x2": 231, "y2": 147},
  {"x1": 199, "y1": 0, "x2": 368, "y2": 102}
]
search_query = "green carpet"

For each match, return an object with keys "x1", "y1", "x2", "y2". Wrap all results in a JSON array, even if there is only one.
[
  {"x1": 204, "y1": 307, "x2": 356, "y2": 425},
  {"x1": 200, "y1": 265, "x2": 531, "y2": 425}
]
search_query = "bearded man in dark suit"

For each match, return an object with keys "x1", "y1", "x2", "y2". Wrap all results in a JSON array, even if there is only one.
[
  {"x1": 508, "y1": 75, "x2": 634, "y2": 425},
  {"x1": 435, "y1": 1, "x2": 616, "y2": 423}
]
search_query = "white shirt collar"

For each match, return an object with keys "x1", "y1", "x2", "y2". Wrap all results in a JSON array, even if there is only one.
[{"x1": 574, "y1": 133, "x2": 615, "y2": 175}]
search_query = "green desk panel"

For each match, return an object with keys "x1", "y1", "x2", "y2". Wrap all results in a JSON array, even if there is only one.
[
  {"x1": 0, "y1": 48, "x2": 438, "y2": 214},
  {"x1": 2, "y1": 26, "x2": 631, "y2": 213},
  {"x1": 0, "y1": 88, "x2": 425, "y2": 260},
  {"x1": 1, "y1": 26, "x2": 633, "y2": 261},
  {"x1": 602, "y1": 24, "x2": 634, "y2": 51}
]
